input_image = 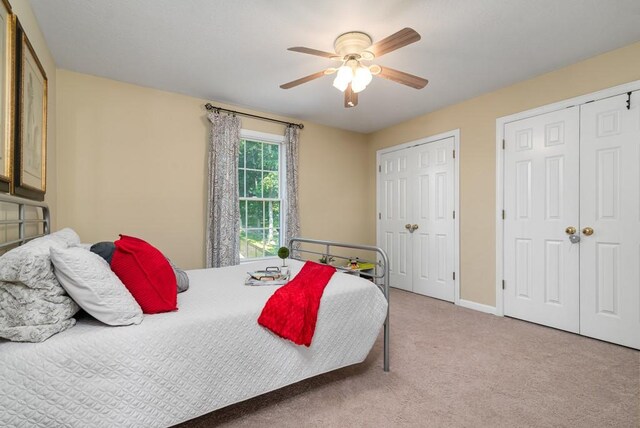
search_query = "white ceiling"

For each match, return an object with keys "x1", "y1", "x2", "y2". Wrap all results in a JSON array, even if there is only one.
[{"x1": 29, "y1": 0, "x2": 640, "y2": 133}]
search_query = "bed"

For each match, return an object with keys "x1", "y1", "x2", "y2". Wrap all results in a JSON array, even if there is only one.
[{"x1": 0, "y1": 194, "x2": 390, "y2": 428}]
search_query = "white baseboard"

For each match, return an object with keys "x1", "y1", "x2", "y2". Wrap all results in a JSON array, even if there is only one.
[{"x1": 458, "y1": 299, "x2": 496, "y2": 315}]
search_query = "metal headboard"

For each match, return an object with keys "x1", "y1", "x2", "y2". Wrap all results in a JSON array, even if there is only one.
[
  {"x1": 0, "y1": 193, "x2": 50, "y2": 251},
  {"x1": 288, "y1": 237, "x2": 390, "y2": 372}
]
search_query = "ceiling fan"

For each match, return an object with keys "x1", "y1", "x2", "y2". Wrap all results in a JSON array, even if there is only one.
[{"x1": 280, "y1": 28, "x2": 428, "y2": 108}]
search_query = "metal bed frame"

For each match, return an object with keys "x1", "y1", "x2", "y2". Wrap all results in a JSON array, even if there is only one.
[
  {"x1": 289, "y1": 237, "x2": 390, "y2": 372},
  {"x1": 0, "y1": 193, "x2": 50, "y2": 252}
]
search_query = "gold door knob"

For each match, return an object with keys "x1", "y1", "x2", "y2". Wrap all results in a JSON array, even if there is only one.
[
  {"x1": 582, "y1": 227, "x2": 594, "y2": 236},
  {"x1": 405, "y1": 224, "x2": 412, "y2": 230},
  {"x1": 411, "y1": 224, "x2": 419, "y2": 231},
  {"x1": 565, "y1": 226, "x2": 576, "y2": 235}
]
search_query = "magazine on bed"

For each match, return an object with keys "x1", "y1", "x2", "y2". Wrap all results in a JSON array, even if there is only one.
[{"x1": 245, "y1": 266, "x2": 290, "y2": 286}]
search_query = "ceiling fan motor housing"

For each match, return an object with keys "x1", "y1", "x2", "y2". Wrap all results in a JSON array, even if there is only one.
[{"x1": 334, "y1": 32, "x2": 373, "y2": 59}]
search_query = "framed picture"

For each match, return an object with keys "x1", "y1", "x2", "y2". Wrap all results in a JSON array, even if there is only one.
[
  {"x1": 13, "y1": 18, "x2": 47, "y2": 201},
  {"x1": 0, "y1": 0, "x2": 14, "y2": 193}
]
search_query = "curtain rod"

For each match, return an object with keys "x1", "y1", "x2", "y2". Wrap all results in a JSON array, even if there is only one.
[{"x1": 205, "y1": 103, "x2": 304, "y2": 129}]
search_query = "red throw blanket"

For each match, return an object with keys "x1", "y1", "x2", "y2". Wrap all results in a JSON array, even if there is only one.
[{"x1": 258, "y1": 261, "x2": 336, "y2": 346}]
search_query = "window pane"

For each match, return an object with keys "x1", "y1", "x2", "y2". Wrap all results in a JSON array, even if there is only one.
[
  {"x1": 246, "y1": 170, "x2": 262, "y2": 198},
  {"x1": 263, "y1": 144, "x2": 279, "y2": 171},
  {"x1": 265, "y1": 229, "x2": 280, "y2": 257},
  {"x1": 239, "y1": 140, "x2": 246, "y2": 168},
  {"x1": 263, "y1": 171, "x2": 279, "y2": 198},
  {"x1": 247, "y1": 229, "x2": 265, "y2": 258},
  {"x1": 238, "y1": 169, "x2": 246, "y2": 197},
  {"x1": 240, "y1": 228, "x2": 248, "y2": 259},
  {"x1": 245, "y1": 140, "x2": 262, "y2": 170},
  {"x1": 246, "y1": 201, "x2": 264, "y2": 228},
  {"x1": 263, "y1": 200, "x2": 279, "y2": 229},
  {"x1": 239, "y1": 200, "x2": 246, "y2": 228},
  {"x1": 271, "y1": 201, "x2": 280, "y2": 228}
]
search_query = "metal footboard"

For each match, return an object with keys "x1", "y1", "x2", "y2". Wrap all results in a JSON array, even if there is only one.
[
  {"x1": 288, "y1": 237, "x2": 390, "y2": 372},
  {"x1": 0, "y1": 193, "x2": 50, "y2": 252}
]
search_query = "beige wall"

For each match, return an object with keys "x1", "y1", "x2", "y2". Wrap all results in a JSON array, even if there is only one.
[
  {"x1": 367, "y1": 41, "x2": 640, "y2": 306},
  {"x1": 10, "y1": 0, "x2": 57, "y2": 227},
  {"x1": 56, "y1": 70, "x2": 369, "y2": 269},
  {"x1": 55, "y1": 40, "x2": 640, "y2": 303}
]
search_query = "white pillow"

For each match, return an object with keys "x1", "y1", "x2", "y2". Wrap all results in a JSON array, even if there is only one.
[{"x1": 50, "y1": 246, "x2": 143, "y2": 326}]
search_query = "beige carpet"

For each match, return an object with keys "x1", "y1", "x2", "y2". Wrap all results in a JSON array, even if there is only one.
[{"x1": 176, "y1": 289, "x2": 639, "y2": 428}]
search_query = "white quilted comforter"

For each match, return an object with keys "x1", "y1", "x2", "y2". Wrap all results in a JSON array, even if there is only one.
[{"x1": 0, "y1": 260, "x2": 388, "y2": 427}]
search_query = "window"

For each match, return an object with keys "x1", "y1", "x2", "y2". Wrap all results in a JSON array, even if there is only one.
[{"x1": 238, "y1": 131, "x2": 285, "y2": 260}]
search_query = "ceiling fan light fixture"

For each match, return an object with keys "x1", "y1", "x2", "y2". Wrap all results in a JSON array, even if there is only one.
[
  {"x1": 351, "y1": 65, "x2": 372, "y2": 93},
  {"x1": 333, "y1": 65, "x2": 353, "y2": 92}
]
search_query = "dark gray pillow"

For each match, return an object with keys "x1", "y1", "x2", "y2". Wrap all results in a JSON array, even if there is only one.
[{"x1": 90, "y1": 242, "x2": 116, "y2": 264}]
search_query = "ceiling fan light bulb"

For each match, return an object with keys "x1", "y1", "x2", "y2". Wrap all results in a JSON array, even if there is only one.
[
  {"x1": 336, "y1": 65, "x2": 353, "y2": 82},
  {"x1": 355, "y1": 65, "x2": 373, "y2": 86},
  {"x1": 351, "y1": 79, "x2": 367, "y2": 93},
  {"x1": 333, "y1": 76, "x2": 349, "y2": 92},
  {"x1": 333, "y1": 65, "x2": 353, "y2": 92}
]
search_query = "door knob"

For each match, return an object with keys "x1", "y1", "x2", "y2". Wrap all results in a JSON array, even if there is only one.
[
  {"x1": 405, "y1": 224, "x2": 412, "y2": 230},
  {"x1": 411, "y1": 224, "x2": 419, "y2": 231},
  {"x1": 565, "y1": 226, "x2": 576, "y2": 235},
  {"x1": 582, "y1": 227, "x2": 594, "y2": 236}
]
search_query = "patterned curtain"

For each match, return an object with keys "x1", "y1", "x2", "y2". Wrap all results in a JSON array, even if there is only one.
[
  {"x1": 284, "y1": 126, "x2": 301, "y2": 248},
  {"x1": 206, "y1": 112, "x2": 241, "y2": 268}
]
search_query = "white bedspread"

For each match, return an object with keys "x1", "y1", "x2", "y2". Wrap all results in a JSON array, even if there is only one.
[{"x1": 0, "y1": 260, "x2": 387, "y2": 427}]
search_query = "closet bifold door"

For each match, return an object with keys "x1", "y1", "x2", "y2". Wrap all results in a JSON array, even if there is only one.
[
  {"x1": 411, "y1": 137, "x2": 455, "y2": 302},
  {"x1": 378, "y1": 136, "x2": 456, "y2": 302},
  {"x1": 379, "y1": 149, "x2": 413, "y2": 291},
  {"x1": 579, "y1": 91, "x2": 640, "y2": 349},
  {"x1": 503, "y1": 106, "x2": 581, "y2": 333}
]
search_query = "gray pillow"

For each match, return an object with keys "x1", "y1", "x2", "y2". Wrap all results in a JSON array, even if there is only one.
[
  {"x1": 0, "y1": 228, "x2": 81, "y2": 342},
  {"x1": 167, "y1": 258, "x2": 189, "y2": 293}
]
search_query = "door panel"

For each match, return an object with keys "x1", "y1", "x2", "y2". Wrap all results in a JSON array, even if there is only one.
[
  {"x1": 579, "y1": 91, "x2": 640, "y2": 349},
  {"x1": 504, "y1": 107, "x2": 580, "y2": 332},
  {"x1": 411, "y1": 137, "x2": 455, "y2": 301},
  {"x1": 379, "y1": 150, "x2": 412, "y2": 291}
]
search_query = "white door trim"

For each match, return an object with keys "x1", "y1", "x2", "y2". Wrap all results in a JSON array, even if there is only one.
[
  {"x1": 376, "y1": 129, "x2": 461, "y2": 305},
  {"x1": 495, "y1": 79, "x2": 640, "y2": 316}
]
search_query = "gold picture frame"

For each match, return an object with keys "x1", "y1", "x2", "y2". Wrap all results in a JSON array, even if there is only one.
[
  {"x1": 12, "y1": 17, "x2": 47, "y2": 201},
  {"x1": 0, "y1": 0, "x2": 14, "y2": 193}
]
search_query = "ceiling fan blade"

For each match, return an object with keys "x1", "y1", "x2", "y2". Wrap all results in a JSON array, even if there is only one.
[
  {"x1": 288, "y1": 47, "x2": 340, "y2": 60},
  {"x1": 344, "y1": 83, "x2": 358, "y2": 108},
  {"x1": 280, "y1": 71, "x2": 327, "y2": 89},
  {"x1": 377, "y1": 66, "x2": 428, "y2": 89},
  {"x1": 368, "y1": 28, "x2": 421, "y2": 58}
]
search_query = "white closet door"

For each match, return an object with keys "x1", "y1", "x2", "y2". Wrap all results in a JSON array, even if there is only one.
[
  {"x1": 379, "y1": 149, "x2": 413, "y2": 291},
  {"x1": 503, "y1": 107, "x2": 580, "y2": 332},
  {"x1": 579, "y1": 91, "x2": 640, "y2": 349},
  {"x1": 411, "y1": 137, "x2": 455, "y2": 301}
]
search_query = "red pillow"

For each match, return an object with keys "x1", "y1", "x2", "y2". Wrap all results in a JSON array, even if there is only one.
[{"x1": 111, "y1": 235, "x2": 177, "y2": 314}]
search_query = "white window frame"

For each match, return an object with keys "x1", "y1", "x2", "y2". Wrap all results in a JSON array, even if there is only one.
[{"x1": 239, "y1": 129, "x2": 286, "y2": 262}]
